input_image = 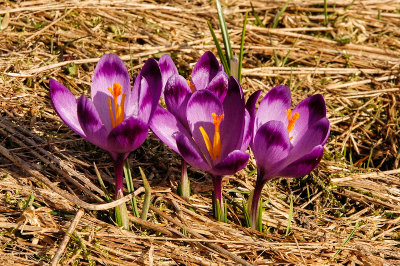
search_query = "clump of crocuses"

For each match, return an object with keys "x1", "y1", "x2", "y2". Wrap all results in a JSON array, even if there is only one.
[
  {"x1": 150, "y1": 52, "x2": 253, "y2": 221},
  {"x1": 49, "y1": 54, "x2": 162, "y2": 228},
  {"x1": 246, "y1": 85, "x2": 330, "y2": 230}
]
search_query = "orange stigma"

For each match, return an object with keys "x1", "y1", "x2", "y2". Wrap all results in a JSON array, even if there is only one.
[
  {"x1": 199, "y1": 112, "x2": 224, "y2": 160},
  {"x1": 286, "y1": 109, "x2": 300, "y2": 140},
  {"x1": 187, "y1": 80, "x2": 195, "y2": 93},
  {"x1": 107, "y1": 83, "x2": 126, "y2": 128}
]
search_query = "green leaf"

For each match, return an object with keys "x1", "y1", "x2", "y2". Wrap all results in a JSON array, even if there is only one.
[
  {"x1": 124, "y1": 160, "x2": 139, "y2": 217},
  {"x1": 242, "y1": 200, "x2": 251, "y2": 227},
  {"x1": 238, "y1": 12, "x2": 248, "y2": 83},
  {"x1": 272, "y1": 0, "x2": 290, "y2": 29},
  {"x1": 216, "y1": 0, "x2": 233, "y2": 64},
  {"x1": 257, "y1": 198, "x2": 263, "y2": 232},
  {"x1": 251, "y1": 2, "x2": 265, "y2": 27},
  {"x1": 208, "y1": 21, "x2": 230, "y2": 76},
  {"x1": 139, "y1": 167, "x2": 151, "y2": 220},
  {"x1": 285, "y1": 194, "x2": 293, "y2": 236}
]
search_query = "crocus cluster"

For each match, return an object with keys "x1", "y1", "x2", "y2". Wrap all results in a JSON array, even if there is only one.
[{"x1": 49, "y1": 51, "x2": 329, "y2": 228}]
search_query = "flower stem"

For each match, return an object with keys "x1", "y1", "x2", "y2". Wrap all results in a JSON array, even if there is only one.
[
  {"x1": 249, "y1": 178, "x2": 265, "y2": 230},
  {"x1": 114, "y1": 154, "x2": 129, "y2": 229},
  {"x1": 179, "y1": 159, "x2": 190, "y2": 200},
  {"x1": 212, "y1": 175, "x2": 224, "y2": 221}
]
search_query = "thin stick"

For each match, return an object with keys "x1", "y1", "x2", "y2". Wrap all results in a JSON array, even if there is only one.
[{"x1": 50, "y1": 208, "x2": 85, "y2": 266}]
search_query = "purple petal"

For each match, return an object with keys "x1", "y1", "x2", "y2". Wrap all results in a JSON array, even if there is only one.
[
  {"x1": 186, "y1": 90, "x2": 224, "y2": 163},
  {"x1": 255, "y1": 85, "x2": 291, "y2": 132},
  {"x1": 158, "y1": 54, "x2": 178, "y2": 93},
  {"x1": 277, "y1": 145, "x2": 324, "y2": 178},
  {"x1": 252, "y1": 121, "x2": 290, "y2": 180},
  {"x1": 49, "y1": 79, "x2": 85, "y2": 137},
  {"x1": 176, "y1": 133, "x2": 210, "y2": 171},
  {"x1": 164, "y1": 74, "x2": 192, "y2": 126},
  {"x1": 107, "y1": 116, "x2": 148, "y2": 154},
  {"x1": 220, "y1": 77, "x2": 245, "y2": 158},
  {"x1": 149, "y1": 105, "x2": 191, "y2": 154},
  {"x1": 291, "y1": 94, "x2": 327, "y2": 143},
  {"x1": 287, "y1": 118, "x2": 330, "y2": 161},
  {"x1": 245, "y1": 90, "x2": 261, "y2": 144},
  {"x1": 205, "y1": 71, "x2": 228, "y2": 102},
  {"x1": 240, "y1": 109, "x2": 251, "y2": 151},
  {"x1": 77, "y1": 95, "x2": 109, "y2": 150},
  {"x1": 91, "y1": 54, "x2": 131, "y2": 132},
  {"x1": 210, "y1": 150, "x2": 249, "y2": 176},
  {"x1": 191, "y1": 51, "x2": 221, "y2": 91},
  {"x1": 127, "y1": 58, "x2": 162, "y2": 124}
]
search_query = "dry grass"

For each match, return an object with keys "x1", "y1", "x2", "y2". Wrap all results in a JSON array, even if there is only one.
[{"x1": 1, "y1": 0, "x2": 400, "y2": 264}]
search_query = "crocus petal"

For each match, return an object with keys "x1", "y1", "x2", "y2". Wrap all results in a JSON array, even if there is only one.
[
  {"x1": 211, "y1": 150, "x2": 249, "y2": 176},
  {"x1": 186, "y1": 90, "x2": 224, "y2": 163},
  {"x1": 291, "y1": 94, "x2": 327, "y2": 143},
  {"x1": 91, "y1": 54, "x2": 131, "y2": 132},
  {"x1": 276, "y1": 145, "x2": 324, "y2": 178},
  {"x1": 49, "y1": 79, "x2": 85, "y2": 138},
  {"x1": 176, "y1": 133, "x2": 210, "y2": 171},
  {"x1": 286, "y1": 117, "x2": 330, "y2": 161},
  {"x1": 255, "y1": 85, "x2": 291, "y2": 131},
  {"x1": 220, "y1": 77, "x2": 245, "y2": 158},
  {"x1": 191, "y1": 51, "x2": 221, "y2": 91},
  {"x1": 127, "y1": 58, "x2": 162, "y2": 123},
  {"x1": 245, "y1": 90, "x2": 261, "y2": 144},
  {"x1": 107, "y1": 116, "x2": 148, "y2": 154},
  {"x1": 77, "y1": 96, "x2": 109, "y2": 151},
  {"x1": 252, "y1": 121, "x2": 290, "y2": 180},
  {"x1": 164, "y1": 74, "x2": 192, "y2": 126},
  {"x1": 149, "y1": 105, "x2": 191, "y2": 154},
  {"x1": 158, "y1": 54, "x2": 178, "y2": 93},
  {"x1": 205, "y1": 71, "x2": 228, "y2": 102},
  {"x1": 240, "y1": 109, "x2": 251, "y2": 151}
]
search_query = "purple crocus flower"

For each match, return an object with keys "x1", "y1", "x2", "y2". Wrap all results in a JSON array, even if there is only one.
[
  {"x1": 150, "y1": 68, "x2": 252, "y2": 220},
  {"x1": 49, "y1": 54, "x2": 162, "y2": 201},
  {"x1": 247, "y1": 85, "x2": 330, "y2": 229}
]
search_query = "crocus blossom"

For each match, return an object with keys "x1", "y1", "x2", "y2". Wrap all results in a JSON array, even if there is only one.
[
  {"x1": 151, "y1": 51, "x2": 230, "y2": 204},
  {"x1": 49, "y1": 54, "x2": 162, "y2": 202},
  {"x1": 150, "y1": 68, "x2": 252, "y2": 220},
  {"x1": 247, "y1": 85, "x2": 330, "y2": 229}
]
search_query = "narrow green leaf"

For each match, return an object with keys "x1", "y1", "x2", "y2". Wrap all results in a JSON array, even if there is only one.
[
  {"x1": 272, "y1": 0, "x2": 290, "y2": 29},
  {"x1": 216, "y1": 199, "x2": 222, "y2": 221},
  {"x1": 250, "y1": 2, "x2": 264, "y2": 27},
  {"x1": 285, "y1": 194, "x2": 293, "y2": 236},
  {"x1": 257, "y1": 198, "x2": 263, "y2": 232},
  {"x1": 139, "y1": 167, "x2": 151, "y2": 220},
  {"x1": 238, "y1": 12, "x2": 248, "y2": 83},
  {"x1": 224, "y1": 201, "x2": 228, "y2": 223},
  {"x1": 216, "y1": 0, "x2": 232, "y2": 63},
  {"x1": 324, "y1": 0, "x2": 328, "y2": 26},
  {"x1": 124, "y1": 160, "x2": 139, "y2": 217},
  {"x1": 332, "y1": 222, "x2": 361, "y2": 260},
  {"x1": 93, "y1": 162, "x2": 112, "y2": 202},
  {"x1": 281, "y1": 39, "x2": 297, "y2": 67},
  {"x1": 242, "y1": 200, "x2": 251, "y2": 227},
  {"x1": 208, "y1": 21, "x2": 230, "y2": 76}
]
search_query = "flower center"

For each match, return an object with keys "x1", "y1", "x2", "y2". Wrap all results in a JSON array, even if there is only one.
[
  {"x1": 107, "y1": 82, "x2": 126, "y2": 128},
  {"x1": 187, "y1": 80, "x2": 195, "y2": 93},
  {"x1": 286, "y1": 109, "x2": 300, "y2": 140},
  {"x1": 199, "y1": 113, "x2": 224, "y2": 161}
]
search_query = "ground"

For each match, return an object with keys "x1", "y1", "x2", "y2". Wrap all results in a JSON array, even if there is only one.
[{"x1": 1, "y1": 0, "x2": 400, "y2": 265}]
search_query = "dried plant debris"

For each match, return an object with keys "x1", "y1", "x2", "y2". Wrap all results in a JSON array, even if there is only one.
[{"x1": 1, "y1": 0, "x2": 400, "y2": 264}]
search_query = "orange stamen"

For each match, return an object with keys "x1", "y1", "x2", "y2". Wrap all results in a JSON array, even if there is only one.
[
  {"x1": 286, "y1": 109, "x2": 300, "y2": 140},
  {"x1": 200, "y1": 112, "x2": 224, "y2": 160},
  {"x1": 107, "y1": 82, "x2": 126, "y2": 128},
  {"x1": 187, "y1": 80, "x2": 195, "y2": 93}
]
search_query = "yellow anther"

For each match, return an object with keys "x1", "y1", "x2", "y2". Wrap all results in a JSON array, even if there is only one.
[
  {"x1": 200, "y1": 113, "x2": 224, "y2": 160},
  {"x1": 107, "y1": 82, "x2": 126, "y2": 128},
  {"x1": 286, "y1": 109, "x2": 300, "y2": 136},
  {"x1": 187, "y1": 80, "x2": 195, "y2": 93}
]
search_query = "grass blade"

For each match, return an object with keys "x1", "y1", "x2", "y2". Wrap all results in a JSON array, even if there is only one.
[
  {"x1": 285, "y1": 194, "x2": 293, "y2": 236},
  {"x1": 272, "y1": 0, "x2": 290, "y2": 29},
  {"x1": 208, "y1": 21, "x2": 230, "y2": 76},
  {"x1": 250, "y1": 2, "x2": 264, "y2": 27},
  {"x1": 242, "y1": 200, "x2": 251, "y2": 227},
  {"x1": 238, "y1": 12, "x2": 248, "y2": 83},
  {"x1": 332, "y1": 222, "x2": 361, "y2": 260},
  {"x1": 124, "y1": 160, "x2": 139, "y2": 217},
  {"x1": 216, "y1": 0, "x2": 232, "y2": 64},
  {"x1": 324, "y1": 0, "x2": 328, "y2": 26},
  {"x1": 139, "y1": 167, "x2": 151, "y2": 220}
]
